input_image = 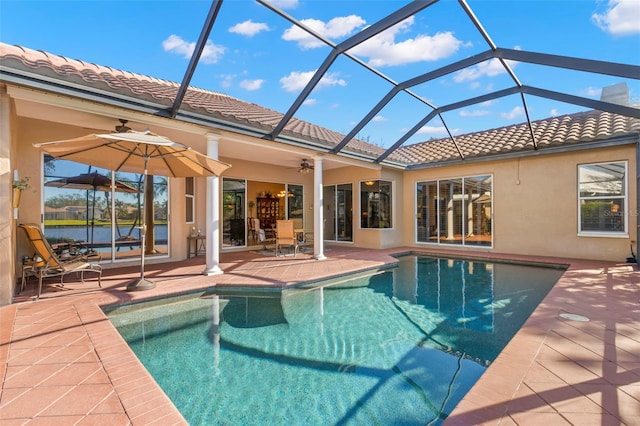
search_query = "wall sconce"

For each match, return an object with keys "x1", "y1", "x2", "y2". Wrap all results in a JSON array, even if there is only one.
[{"x1": 364, "y1": 180, "x2": 375, "y2": 186}]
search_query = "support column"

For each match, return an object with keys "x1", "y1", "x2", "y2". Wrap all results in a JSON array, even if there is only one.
[
  {"x1": 203, "y1": 133, "x2": 223, "y2": 275},
  {"x1": 313, "y1": 155, "x2": 326, "y2": 260},
  {"x1": 0, "y1": 87, "x2": 14, "y2": 305}
]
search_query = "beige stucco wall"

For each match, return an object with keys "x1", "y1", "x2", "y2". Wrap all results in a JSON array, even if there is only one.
[
  {"x1": 3, "y1": 92, "x2": 636, "y2": 308},
  {"x1": 402, "y1": 145, "x2": 637, "y2": 262}
]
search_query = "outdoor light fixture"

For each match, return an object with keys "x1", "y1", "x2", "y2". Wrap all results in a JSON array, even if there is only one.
[
  {"x1": 364, "y1": 180, "x2": 375, "y2": 186},
  {"x1": 298, "y1": 159, "x2": 314, "y2": 174}
]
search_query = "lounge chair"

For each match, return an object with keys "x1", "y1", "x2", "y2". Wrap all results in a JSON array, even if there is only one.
[
  {"x1": 275, "y1": 220, "x2": 298, "y2": 257},
  {"x1": 18, "y1": 223, "x2": 102, "y2": 300}
]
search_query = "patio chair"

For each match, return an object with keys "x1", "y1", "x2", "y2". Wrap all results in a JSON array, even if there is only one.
[
  {"x1": 275, "y1": 220, "x2": 298, "y2": 257},
  {"x1": 255, "y1": 218, "x2": 277, "y2": 250},
  {"x1": 298, "y1": 231, "x2": 313, "y2": 254},
  {"x1": 247, "y1": 217, "x2": 257, "y2": 244},
  {"x1": 18, "y1": 223, "x2": 102, "y2": 300}
]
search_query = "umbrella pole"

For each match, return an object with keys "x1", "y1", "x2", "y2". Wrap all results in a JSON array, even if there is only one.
[
  {"x1": 88, "y1": 188, "x2": 97, "y2": 256},
  {"x1": 126, "y1": 159, "x2": 156, "y2": 292}
]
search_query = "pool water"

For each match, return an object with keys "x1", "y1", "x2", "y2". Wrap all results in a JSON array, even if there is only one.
[{"x1": 106, "y1": 255, "x2": 565, "y2": 425}]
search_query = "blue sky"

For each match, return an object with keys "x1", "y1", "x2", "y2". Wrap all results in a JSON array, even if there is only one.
[{"x1": 1, "y1": 0, "x2": 639, "y2": 148}]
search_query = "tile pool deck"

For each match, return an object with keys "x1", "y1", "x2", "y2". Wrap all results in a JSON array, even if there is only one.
[{"x1": 1, "y1": 246, "x2": 639, "y2": 425}]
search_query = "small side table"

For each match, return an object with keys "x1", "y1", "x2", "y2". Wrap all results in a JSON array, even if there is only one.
[{"x1": 187, "y1": 235, "x2": 206, "y2": 258}]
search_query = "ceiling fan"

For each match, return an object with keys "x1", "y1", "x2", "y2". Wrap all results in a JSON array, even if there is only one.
[
  {"x1": 115, "y1": 119, "x2": 131, "y2": 133},
  {"x1": 298, "y1": 159, "x2": 314, "y2": 174}
]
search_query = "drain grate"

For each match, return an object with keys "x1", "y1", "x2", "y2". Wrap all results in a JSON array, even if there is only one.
[{"x1": 559, "y1": 313, "x2": 590, "y2": 322}]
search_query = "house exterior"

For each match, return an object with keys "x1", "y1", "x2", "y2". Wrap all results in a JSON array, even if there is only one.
[{"x1": 1, "y1": 42, "x2": 639, "y2": 305}]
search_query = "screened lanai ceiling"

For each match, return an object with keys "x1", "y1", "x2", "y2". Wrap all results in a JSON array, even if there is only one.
[{"x1": 1, "y1": 0, "x2": 639, "y2": 168}]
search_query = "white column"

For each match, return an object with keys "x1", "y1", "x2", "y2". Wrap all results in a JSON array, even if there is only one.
[
  {"x1": 447, "y1": 185, "x2": 455, "y2": 240},
  {"x1": 203, "y1": 133, "x2": 223, "y2": 275},
  {"x1": 313, "y1": 155, "x2": 326, "y2": 260}
]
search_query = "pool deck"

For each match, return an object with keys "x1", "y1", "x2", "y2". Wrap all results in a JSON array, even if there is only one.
[{"x1": 1, "y1": 246, "x2": 638, "y2": 425}]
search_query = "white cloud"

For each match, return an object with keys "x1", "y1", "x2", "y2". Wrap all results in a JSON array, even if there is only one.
[
  {"x1": 302, "y1": 98, "x2": 317, "y2": 106},
  {"x1": 592, "y1": 0, "x2": 640, "y2": 35},
  {"x1": 459, "y1": 109, "x2": 490, "y2": 117},
  {"x1": 229, "y1": 20, "x2": 270, "y2": 37},
  {"x1": 162, "y1": 35, "x2": 225, "y2": 64},
  {"x1": 219, "y1": 74, "x2": 234, "y2": 89},
  {"x1": 549, "y1": 109, "x2": 560, "y2": 117},
  {"x1": 500, "y1": 106, "x2": 525, "y2": 120},
  {"x1": 268, "y1": 0, "x2": 298, "y2": 9},
  {"x1": 282, "y1": 15, "x2": 366, "y2": 49},
  {"x1": 416, "y1": 125, "x2": 449, "y2": 135},
  {"x1": 352, "y1": 17, "x2": 464, "y2": 67},
  {"x1": 239, "y1": 79, "x2": 265, "y2": 91},
  {"x1": 372, "y1": 115, "x2": 387, "y2": 122},
  {"x1": 453, "y1": 58, "x2": 509, "y2": 83},
  {"x1": 584, "y1": 86, "x2": 602, "y2": 97},
  {"x1": 280, "y1": 70, "x2": 346, "y2": 92}
]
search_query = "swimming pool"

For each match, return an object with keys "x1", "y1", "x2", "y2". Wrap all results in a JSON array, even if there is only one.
[{"x1": 106, "y1": 255, "x2": 565, "y2": 425}]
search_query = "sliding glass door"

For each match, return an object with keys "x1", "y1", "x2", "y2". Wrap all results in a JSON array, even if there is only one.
[
  {"x1": 323, "y1": 183, "x2": 353, "y2": 242},
  {"x1": 416, "y1": 175, "x2": 492, "y2": 246},
  {"x1": 222, "y1": 178, "x2": 246, "y2": 247}
]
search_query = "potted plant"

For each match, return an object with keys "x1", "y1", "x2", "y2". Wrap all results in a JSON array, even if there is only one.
[
  {"x1": 12, "y1": 176, "x2": 30, "y2": 208},
  {"x1": 248, "y1": 200, "x2": 255, "y2": 217}
]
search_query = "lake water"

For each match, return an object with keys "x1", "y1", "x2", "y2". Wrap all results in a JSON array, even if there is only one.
[{"x1": 45, "y1": 224, "x2": 168, "y2": 245}]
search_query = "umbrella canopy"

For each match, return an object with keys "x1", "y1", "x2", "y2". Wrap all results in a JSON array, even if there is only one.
[
  {"x1": 45, "y1": 171, "x2": 139, "y2": 193},
  {"x1": 35, "y1": 130, "x2": 231, "y2": 177},
  {"x1": 34, "y1": 130, "x2": 231, "y2": 292}
]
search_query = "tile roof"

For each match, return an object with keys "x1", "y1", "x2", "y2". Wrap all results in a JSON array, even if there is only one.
[
  {"x1": 1, "y1": 43, "x2": 638, "y2": 168},
  {"x1": 396, "y1": 110, "x2": 640, "y2": 165},
  {"x1": 0, "y1": 43, "x2": 390, "y2": 161}
]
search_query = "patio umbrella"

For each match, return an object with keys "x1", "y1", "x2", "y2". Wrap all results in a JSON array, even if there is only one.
[
  {"x1": 45, "y1": 172, "x2": 140, "y2": 253},
  {"x1": 34, "y1": 129, "x2": 231, "y2": 292}
]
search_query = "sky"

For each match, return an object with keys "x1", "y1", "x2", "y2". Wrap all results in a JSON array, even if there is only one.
[{"x1": 1, "y1": 0, "x2": 639, "y2": 149}]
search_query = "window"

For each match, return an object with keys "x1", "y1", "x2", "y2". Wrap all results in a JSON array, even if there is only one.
[
  {"x1": 360, "y1": 180, "x2": 392, "y2": 229},
  {"x1": 578, "y1": 161, "x2": 627, "y2": 235},
  {"x1": 43, "y1": 155, "x2": 169, "y2": 262},
  {"x1": 416, "y1": 175, "x2": 492, "y2": 246},
  {"x1": 185, "y1": 177, "x2": 195, "y2": 224}
]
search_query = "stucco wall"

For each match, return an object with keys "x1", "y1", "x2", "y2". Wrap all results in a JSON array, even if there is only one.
[
  {"x1": 10, "y1": 114, "x2": 636, "y2": 284},
  {"x1": 402, "y1": 145, "x2": 637, "y2": 262}
]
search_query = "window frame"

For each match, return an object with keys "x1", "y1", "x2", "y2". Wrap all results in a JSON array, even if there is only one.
[
  {"x1": 577, "y1": 160, "x2": 628, "y2": 238},
  {"x1": 185, "y1": 177, "x2": 195, "y2": 225}
]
